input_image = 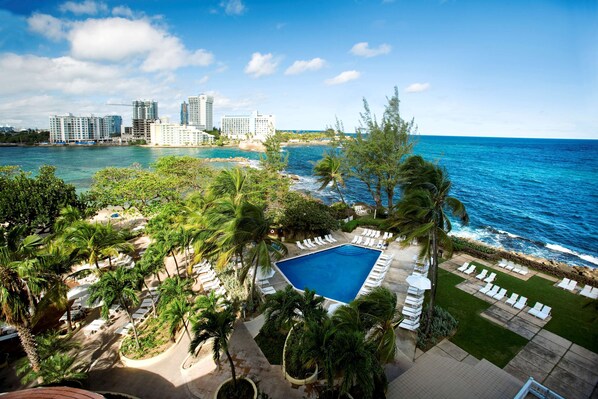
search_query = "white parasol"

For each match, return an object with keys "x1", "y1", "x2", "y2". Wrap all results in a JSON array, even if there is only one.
[{"x1": 406, "y1": 274, "x2": 431, "y2": 291}]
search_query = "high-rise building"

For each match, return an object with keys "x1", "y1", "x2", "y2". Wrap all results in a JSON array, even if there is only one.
[
  {"x1": 132, "y1": 100, "x2": 158, "y2": 141},
  {"x1": 221, "y1": 111, "x2": 275, "y2": 142},
  {"x1": 150, "y1": 118, "x2": 214, "y2": 146},
  {"x1": 188, "y1": 94, "x2": 213, "y2": 130},
  {"x1": 49, "y1": 114, "x2": 121, "y2": 143},
  {"x1": 180, "y1": 101, "x2": 189, "y2": 125}
]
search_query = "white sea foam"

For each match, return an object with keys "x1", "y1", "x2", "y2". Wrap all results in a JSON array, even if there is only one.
[
  {"x1": 546, "y1": 244, "x2": 598, "y2": 266},
  {"x1": 546, "y1": 244, "x2": 575, "y2": 255},
  {"x1": 497, "y1": 229, "x2": 521, "y2": 239}
]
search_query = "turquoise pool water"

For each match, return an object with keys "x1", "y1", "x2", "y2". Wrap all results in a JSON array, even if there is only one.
[{"x1": 276, "y1": 244, "x2": 381, "y2": 303}]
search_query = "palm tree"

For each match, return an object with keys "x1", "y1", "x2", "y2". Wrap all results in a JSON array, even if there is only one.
[
  {"x1": 88, "y1": 267, "x2": 141, "y2": 348},
  {"x1": 53, "y1": 205, "x2": 83, "y2": 234},
  {"x1": 313, "y1": 152, "x2": 347, "y2": 206},
  {"x1": 64, "y1": 222, "x2": 133, "y2": 270},
  {"x1": 261, "y1": 285, "x2": 303, "y2": 333},
  {"x1": 158, "y1": 276, "x2": 193, "y2": 311},
  {"x1": 352, "y1": 286, "x2": 400, "y2": 363},
  {"x1": 0, "y1": 226, "x2": 44, "y2": 372},
  {"x1": 189, "y1": 302, "x2": 238, "y2": 390},
  {"x1": 36, "y1": 242, "x2": 80, "y2": 330},
  {"x1": 161, "y1": 297, "x2": 191, "y2": 341},
  {"x1": 236, "y1": 202, "x2": 287, "y2": 307},
  {"x1": 391, "y1": 155, "x2": 469, "y2": 337}
]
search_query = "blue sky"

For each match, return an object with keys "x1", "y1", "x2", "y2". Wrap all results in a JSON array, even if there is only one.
[{"x1": 0, "y1": 0, "x2": 596, "y2": 138}]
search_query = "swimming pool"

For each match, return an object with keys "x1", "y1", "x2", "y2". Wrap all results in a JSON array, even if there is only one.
[{"x1": 276, "y1": 244, "x2": 381, "y2": 303}]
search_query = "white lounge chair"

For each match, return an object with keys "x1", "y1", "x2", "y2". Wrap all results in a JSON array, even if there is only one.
[
  {"x1": 485, "y1": 285, "x2": 500, "y2": 297},
  {"x1": 505, "y1": 293, "x2": 519, "y2": 306},
  {"x1": 514, "y1": 296, "x2": 527, "y2": 310},
  {"x1": 556, "y1": 278, "x2": 570, "y2": 289},
  {"x1": 505, "y1": 261, "x2": 515, "y2": 271},
  {"x1": 374, "y1": 230, "x2": 381, "y2": 238},
  {"x1": 528, "y1": 302, "x2": 543, "y2": 317},
  {"x1": 517, "y1": 266, "x2": 529, "y2": 275},
  {"x1": 464, "y1": 265, "x2": 476, "y2": 275},
  {"x1": 351, "y1": 235, "x2": 359, "y2": 244},
  {"x1": 399, "y1": 318, "x2": 420, "y2": 331},
  {"x1": 484, "y1": 272, "x2": 497, "y2": 283},
  {"x1": 404, "y1": 295, "x2": 424, "y2": 306},
  {"x1": 479, "y1": 282, "x2": 493, "y2": 295},
  {"x1": 296, "y1": 241, "x2": 306, "y2": 250},
  {"x1": 589, "y1": 287, "x2": 598, "y2": 300},
  {"x1": 498, "y1": 259, "x2": 508, "y2": 268},
  {"x1": 536, "y1": 305, "x2": 551, "y2": 320},
  {"x1": 325, "y1": 234, "x2": 335, "y2": 243},
  {"x1": 307, "y1": 238, "x2": 318, "y2": 248},
  {"x1": 369, "y1": 238, "x2": 377, "y2": 248},
  {"x1": 579, "y1": 285, "x2": 593, "y2": 298},
  {"x1": 302, "y1": 239, "x2": 313, "y2": 248},
  {"x1": 565, "y1": 280, "x2": 577, "y2": 292},
  {"x1": 259, "y1": 285, "x2": 276, "y2": 295},
  {"x1": 457, "y1": 262, "x2": 469, "y2": 273},
  {"x1": 475, "y1": 269, "x2": 488, "y2": 280},
  {"x1": 355, "y1": 236, "x2": 363, "y2": 245},
  {"x1": 362, "y1": 229, "x2": 370, "y2": 236},
  {"x1": 493, "y1": 288, "x2": 507, "y2": 301},
  {"x1": 402, "y1": 307, "x2": 422, "y2": 318}
]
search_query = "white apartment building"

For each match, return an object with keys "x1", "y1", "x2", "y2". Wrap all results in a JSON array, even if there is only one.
[
  {"x1": 150, "y1": 118, "x2": 214, "y2": 146},
  {"x1": 221, "y1": 111, "x2": 275, "y2": 141},
  {"x1": 49, "y1": 114, "x2": 121, "y2": 143},
  {"x1": 188, "y1": 94, "x2": 213, "y2": 130}
]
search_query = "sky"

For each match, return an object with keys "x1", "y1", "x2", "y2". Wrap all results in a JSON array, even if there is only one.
[{"x1": 0, "y1": 0, "x2": 596, "y2": 138}]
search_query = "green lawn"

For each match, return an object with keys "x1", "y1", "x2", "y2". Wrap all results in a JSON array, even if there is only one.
[
  {"x1": 435, "y1": 269, "x2": 528, "y2": 367},
  {"x1": 469, "y1": 261, "x2": 598, "y2": 352}
]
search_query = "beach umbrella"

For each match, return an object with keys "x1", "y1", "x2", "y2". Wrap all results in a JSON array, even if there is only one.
[{"x1": 406, "y1": 275, "x2": 431, "y2": 291}]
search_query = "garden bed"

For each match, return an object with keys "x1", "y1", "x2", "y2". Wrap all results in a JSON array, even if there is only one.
[
  {"x1": 120, "y1": 316, "x2": 173, "y2": 360},
  {"x1": 254, "y1": 330, "x2": 286, "y2": 365}
]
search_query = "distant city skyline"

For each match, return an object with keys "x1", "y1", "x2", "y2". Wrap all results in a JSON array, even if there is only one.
[{"x1": 0, "y1": 0, "x2": 596, "y2": 139}]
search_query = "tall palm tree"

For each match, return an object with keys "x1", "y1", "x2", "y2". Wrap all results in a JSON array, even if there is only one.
[
  {"x1": 0, "y1": 227, "x2": 43, "y2": 372},
  {"x1": 313, "y1": 152, "x2": 347, "y2": 206},
  {"x1": 391, "y1": 155, "x2": 469, "y2": 337},
  {"x1": 189, "y1": 302, "x2": 238, "y2": 390},
  {"x1": 88, "y1": 267, "x2": 141, "y2": 348},
  {"x1": 158, "y1": 276, "x2": 193, "y2": 311},
  {"x1": 352, "y1": 286, "x2": 400, "y2": 363},
  {"x1": 261, "y1": 285, "x2": 303, "y2": 333},
  {"x1": 161, "y1": 297, "x2": 191, "y2": 341},
  {"x1": 236, "y1": 202, "x2": 287, "y2": 307},
  {"x1": 53, "y1": 205, "x2": 83, "y2": 234}
]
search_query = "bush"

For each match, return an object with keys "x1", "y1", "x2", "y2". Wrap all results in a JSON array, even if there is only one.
[
  {"x1": 279, "y1": 192, "x2": 338, "y2": 238},
  {"x1": 255, "y1": 330, "x2": 286, "y2": 365},
  {"x1": 340, "y1": 217, "x2": 386, "y2": 233},
  {"x1": 284, "y1": 328, "x2": 315, "y2": 379},
  {"x1": 120, "y1": 316, "x2": 172, "y2": 359},
  {"x1": 451, "y1": 236, "x2": 496, "y2": 255},
  {"x1": 416, "y1": 305, "x2": 458, "y2": 350}
]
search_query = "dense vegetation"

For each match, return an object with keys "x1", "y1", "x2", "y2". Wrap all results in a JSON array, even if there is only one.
[{"x1": 0, "y1": 130, "x2": 49, "y2": 145}]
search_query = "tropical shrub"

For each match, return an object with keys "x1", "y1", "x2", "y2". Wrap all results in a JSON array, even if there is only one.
[
  {"x1": 340, "y1": 217, "x2": 386, "y2": 233},
  {"x1": 278, "y1": 192, "x2": 338, "y2": 237},
  {"x1": 451, "y1": 236, "x2": 496, "y2": 255},
  {"x1": 416, "y1": 305, "x2": 458, "y2": 350}
]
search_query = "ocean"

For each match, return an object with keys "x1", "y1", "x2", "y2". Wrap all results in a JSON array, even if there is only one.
[{"x1": 1, "y1": 136, "x2": 596, "y2": 269}]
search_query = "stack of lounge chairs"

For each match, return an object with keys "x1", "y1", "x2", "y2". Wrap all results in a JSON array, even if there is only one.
[
  {"x1": 358, "y1": 254, "x2": 394, "y2": 296},
  {"x1": 579, "y1": 285, "x2": 598, "y2": 299},
  {"x1": 196, "y1": 263, "x2": 227, "y2": 297},
  {"x1": 399, "y1": 285, "x2": 425, "y2": 331},
  {"x1": 528, "y1": 302, "x2": 552, "y2": 320},
  {"x1": 479, "y1": 283, "x2": 507, "y2": 301},
  {"x1": 557, "y1": 278, "x2": 578, "y2": 292}
]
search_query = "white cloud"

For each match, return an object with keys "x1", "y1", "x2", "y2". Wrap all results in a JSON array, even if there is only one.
[
  {"x1": 111, "y1": 5, "x2": 134, "y2": 18},
  {"x1": 405, "y1": 82, "x2": 430, "y2": 93},
  {"x1": 68, "y1": 18, "x2": 213, "y2": 71},
  {"x1": 325, "y1": 70, "x2": 360, "y2": 85},
  {"x1": 0, "y1": 53, "x2": 143, "y2": 96},
  {"x1": 350, "y1": 42, "x2": 391, "y2": 58},
  {"x1": 198, "y1": 75, "x2": 209, "y2": 84},
  {"x1": 221, "y1": 0, "x2": 246, "y2": 15},
  {"x1": 285, "y1": 58, "x2": 326, "y2": 75},
  {"x1": 27, "y1": 13, "x2": 69, "y2": 41},
  {"x1": 244, "y1": 52, "x2": 278, "y2": 78},
  {"x1": 59, "y1": 0, "x2": 108, "y2": 15}
]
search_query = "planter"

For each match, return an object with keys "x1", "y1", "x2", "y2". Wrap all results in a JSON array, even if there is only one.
[
  {"x1": 213, "y1": 376, "x2": 257, "y2": 399},
  {"x1": 282, "y1": 326, "x2": 318, "y2": 385}
]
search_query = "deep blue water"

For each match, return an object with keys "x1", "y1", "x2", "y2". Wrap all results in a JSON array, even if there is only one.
[
  {"x1": 1, "y1": 136, "x2": 597, "y2": 269},
  {"x1": 276, "y1": 245, "x2": 381, "y2": 303}
]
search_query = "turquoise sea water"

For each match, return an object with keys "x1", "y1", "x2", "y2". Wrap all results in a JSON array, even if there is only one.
[
  {"x1": 1, "y1": 136, "x2": 597, "y2": 269},
  {"x1": 276, "y1": 245, "x2": 381, "y2": 303}
]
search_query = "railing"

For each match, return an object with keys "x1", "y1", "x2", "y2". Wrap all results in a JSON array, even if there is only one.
[{"x1": 513, "y1": 377, "x2": 565, "y2": 399}]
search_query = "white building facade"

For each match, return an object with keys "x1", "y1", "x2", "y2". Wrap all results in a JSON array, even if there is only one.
[
  {"x1": 150, "y1": 118, "x2": 214, "y2": 146},
  {"x1": 49, "y1": 114, "x2": 121, "y2": 143},
  {"x1": 220, "y1": 111, "x2": 275, "y2": 141},
  {"x1": 188, "y1": 94, "x2": 213, "y2": 130}
]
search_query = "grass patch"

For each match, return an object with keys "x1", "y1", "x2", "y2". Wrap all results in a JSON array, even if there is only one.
[
  {"x1": 120, "y1": 316, "x2": 173, "y2": 360},
  {"x1": 254, "y1": 329, "x2": 286, "y2": 365},
  {"x1": 469, "y1": 261, "x2": 598, "y2": 352},
  {"x1": 435, "y1": 269, "x2": 528, "y2": 367}
]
